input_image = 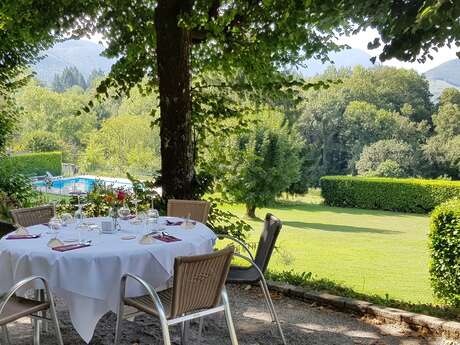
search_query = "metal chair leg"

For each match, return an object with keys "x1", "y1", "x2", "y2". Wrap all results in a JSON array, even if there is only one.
[
  {"x1": 1, "y1": 326, "x2": 10, "y2": 345},
  {"x1": 259, "y1": 277, "x2": 287, "y2": 345},
  {"x1": 180, "y1": 320, "x2": 190, "y2": 345},
  {"x1": 48, "y1": 294, "x2": 64, "y2": 345},
  {"x1": 159, "y1": 318, "x2": 172, "y2": 345},
  {"x1": 259, "y1": 281, "x2": 276, "y2": 322},
  {"x1": 114, "y1": 301, "x2": 125, "y2": 345},
  {"x1": 38, "y1": 290, "x2": 49, "y2": 334},
  {"x1": 222, "y1": 289, "x2": 239, "y2": 345},
  {"x1": 32, "y1": 317, "x2": 40, "y2": 345},
  {"x1": 198, "y1": 317, "x2": 204, "y2": 344}
]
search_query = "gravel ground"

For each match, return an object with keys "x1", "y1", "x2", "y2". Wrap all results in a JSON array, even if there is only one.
[{"x1": 4, "y1": 285, "x2": 458, "y2": 345}]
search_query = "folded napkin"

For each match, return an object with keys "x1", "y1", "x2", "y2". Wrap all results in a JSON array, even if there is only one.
[
  {"x1": 120, "y1": 215, "x2": 136, "y2": 220},
  {"x1": 52, "y1": 243, "x2": 91, "y2": 252},
  {"x1": 153, "y1": 234, "x2": 181, "y2": 243},
  {"x1": 6, "y1": 234, "x2": 41, "y2": 240},
  {"x1": 165, "y1": 220, "x2": 196, "y2": 226}
]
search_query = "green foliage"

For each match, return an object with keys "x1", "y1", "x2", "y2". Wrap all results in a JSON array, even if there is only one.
[
  {"x1": 423, "y1": 95, "x2": 460, "y2": 179},
  {"x1": 297, "y1": 66, "x2": 432, "y2": 185},
  {"x1": 79, "y1": 114, "x2": 160, "y2": 176},
  {"x1": 439, "y1": 88, "x2": 460, "y2": 107},
  {"x1": 320, "y1": 176, "x2": 460, "y2": 213},
  {"x1": 266, "y1": 269, "x2": 460, "y2": 321},
  {"x1": 372, "y1": 160, "x2": 406, "y2": 178},
  {"x1": 52, "y1": 66, "x2": 87, "y2": 92},
  {"x1": 17, "y1": 130, "x2": 66, "y2": 153},
  {"x1": 429, "y1": 198, "x2": 460, "y2": 306},
  {"x1": 0, "y1": 162, "x2": 38, "y2": 220},
  {"x1": 1, "y1": 152, "x2": 62, "y2": 176},
  {"x1": 356, "y1": 139, "x2": 416, "y2": 177},
  {"x1": 208, "y1": 109, "x2": 302, "y2": 217}
]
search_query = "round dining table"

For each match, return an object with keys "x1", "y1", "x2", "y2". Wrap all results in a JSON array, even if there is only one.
[{"x1": 0, "y1": 216, "x2": 217, "y2": 343}]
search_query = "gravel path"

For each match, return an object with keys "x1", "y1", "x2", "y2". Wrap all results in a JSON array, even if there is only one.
[{"x1": 5, "y1": 285, "x2": 457, "y2": 345}]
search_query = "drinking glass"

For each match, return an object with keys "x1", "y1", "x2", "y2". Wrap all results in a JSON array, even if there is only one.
[
  {"x1": 118, "y1": 203, "x2": 131, "y2": 219},
  {"x1": 147, "y1": 208, "x2": 159, "y2": 224},
  {"x1": 75, "y1": 205, "x2": 86, "y2": 243},
  {"x1": 61, "y1": 213, "x2": 74, "y2": 227},
  {"x1": 49, "y1": 216, "x2": 62, "y2": 239}
]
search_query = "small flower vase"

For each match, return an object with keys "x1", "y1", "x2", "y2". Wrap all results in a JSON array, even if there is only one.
[{"x1": 109, "y1": 207, "x2": 121, "y2": 232}]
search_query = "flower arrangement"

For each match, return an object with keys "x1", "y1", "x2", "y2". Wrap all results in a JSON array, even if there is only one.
[{"x1": 104, "y1": 189, "x2": 128, "y2": 218}]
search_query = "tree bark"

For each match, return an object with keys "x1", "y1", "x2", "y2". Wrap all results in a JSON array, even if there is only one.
[
  {"x1": 246, "y1": 204, "x2": 256, "y2": 218},
  {"x1": 155, "y1": 0, "x2": 194, "y2": 200}
]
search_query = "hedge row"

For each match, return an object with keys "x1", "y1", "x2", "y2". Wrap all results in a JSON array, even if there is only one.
[
  {"x1": 429, "y1": 198, "x2": 460, "y2": 306},
  {"x1": 0, "y1": 152, "x2": 62, "y2": 176},
  {"x1": 320, "y1": 176, "x2": 460, "y2": 213}
]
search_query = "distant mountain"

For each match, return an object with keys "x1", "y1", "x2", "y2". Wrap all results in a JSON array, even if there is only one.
[
  {"x1": 424, "y1": 59, "x2": 460, "y2": 87},
  {"x1": 424, "y1": 59, "x2": 460, "y2": 100},
  {"x1": 32, "y1": 40, "x2": 115, "y2": 85},
  {"x1": 427, "y1": 79, "x2": 460, "y2": 100},
  {"x1": 287, "y1": 48, "x2": 374, "y2": 78}
]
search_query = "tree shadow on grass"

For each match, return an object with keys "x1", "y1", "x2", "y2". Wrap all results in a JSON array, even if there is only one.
[{"x1": 283, "y1": 221, "x2": 402, "y2": 234}]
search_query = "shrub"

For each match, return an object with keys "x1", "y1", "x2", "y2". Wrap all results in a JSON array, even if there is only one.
[
  {"x1": 429, "y1": 198, "x2": 460, "y2": 306},
  {"x1": 320, "y1": 176, "x2": 460, "y2": 213},
  {"x1": 0, "y1": 152, "x2": 62, "y2": 176},
  {"x1": 356, "y1": 139, "x2": 415, "y2": 177},
  {"x1": 0, "y1": 164, "x2": 38, "y2": 220}
]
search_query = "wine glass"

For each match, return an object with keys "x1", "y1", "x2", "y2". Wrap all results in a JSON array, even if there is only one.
[
  {"x1": 147, "y1": 208, "x2": 159, "y2": 224},
  {"x1": 118, "y1": 203, "x2": 131, "y2": 219},
  {"x1": 131, "y1": 197, "x2": 141, "y2": 217},
  {"x1": 49, "y1": 216, "x2": 62, "y2": 239},
  {"x1": 75, "y1": 205, "x2": 86, "y2": 243},
  {"x1": 61, "y1": 213, "x2": 74, "y2": 227}
]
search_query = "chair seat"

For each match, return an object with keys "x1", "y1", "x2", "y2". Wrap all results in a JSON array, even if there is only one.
[
  {"x1": 0, "y1": 296, "x2": 50, "y2": 325},
  {"x1": 124, "y1": 289, "x2": 173, "y2": 319},
  {"x1": 227, "y1": 265, "x2": 260, "y2": 284}
]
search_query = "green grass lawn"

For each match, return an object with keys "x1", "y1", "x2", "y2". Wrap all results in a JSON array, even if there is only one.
[{"x1": 221, "y1": 192, "x2": 434, "y2": 305}]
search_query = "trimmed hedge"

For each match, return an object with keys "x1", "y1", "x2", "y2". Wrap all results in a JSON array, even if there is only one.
[
  {"x1": 320, "y1": 176, "x2": 460, "y2": 213},
  {"x1": 429, "y1": 198, "x2": 460, "y2": 306},
  {"x1": 0, "y1": 152, "x2": 62, "y2": 176}
]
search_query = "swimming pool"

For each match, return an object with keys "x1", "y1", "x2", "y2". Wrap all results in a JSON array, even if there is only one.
[{"x1": 33, "y1": 176, "x2": 133, "y2": 195}]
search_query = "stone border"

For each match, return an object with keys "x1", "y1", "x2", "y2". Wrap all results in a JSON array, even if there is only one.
[{"x1": 267, "y1": 280, "x2": 460, "y2": 339}]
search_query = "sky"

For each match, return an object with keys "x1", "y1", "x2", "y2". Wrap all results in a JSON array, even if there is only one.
[
  {"x1": 338, "y1": 29, "x2": 458, "y2": 73},
  {"x1": 86, "y1": 28, "x2": 458, "y2": 73}
]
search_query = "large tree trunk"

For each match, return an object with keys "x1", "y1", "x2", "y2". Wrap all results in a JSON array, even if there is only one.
[
  {"x1": 155, "y1": 0, "x2": 194, "y2": 200},
  {"x1": 246, "y1": 204, "x2": 256, "y2": 218}
]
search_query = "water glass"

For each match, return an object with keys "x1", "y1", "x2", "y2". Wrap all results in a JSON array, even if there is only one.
[{"x1": 49, "y1": 216, "x2": 62, "y2": 239}]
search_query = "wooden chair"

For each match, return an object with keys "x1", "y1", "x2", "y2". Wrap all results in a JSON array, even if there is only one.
[
  {"x1": 218, "y1": 213, "x2": 286, "y2": 345},
  {"x1": 167, "y1": 199, "x2": 211, "y2": 223},
  {"x1": 0, "y1": 276, "x2": 63, "y2": 345},
  {"x1": 10, "y1": 206, "x2": 54, "y2": 227},
  {"x1": 114, "y1": 247, "x2": 238, "y2": 345}
]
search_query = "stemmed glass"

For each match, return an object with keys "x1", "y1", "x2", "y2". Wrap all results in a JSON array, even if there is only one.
[
  {"x1": 131, "y1": 197, "x2": 141, "y2": 217},
  {"x1": 48, "y1": 216, "x2": 62, "y2": 239},
  {"x1": 75, "y1": 204, "x2": 86, "y2": 244}
]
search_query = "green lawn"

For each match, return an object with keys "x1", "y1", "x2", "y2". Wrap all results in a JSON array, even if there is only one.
[{"x1": 221, "y1": 192, "x2": 434, "y2": 304}]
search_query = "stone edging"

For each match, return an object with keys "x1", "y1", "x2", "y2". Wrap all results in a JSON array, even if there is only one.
[{"x1": 267, "y1": 280, "x2": 460, "y2": 339}]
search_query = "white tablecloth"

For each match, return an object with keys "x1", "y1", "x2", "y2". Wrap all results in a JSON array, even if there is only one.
[{"x1": 0, "y1": 216, "x2": 217, "y2": 343}]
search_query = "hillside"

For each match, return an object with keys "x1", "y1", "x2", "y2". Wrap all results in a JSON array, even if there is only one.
[
  {"x1": 424, "y1": 59, "x2": 460, "y2": 87},
  {"x1": 32, "y1": 40, "x2": 115, "y2": 85},
  {"x1": 287, "y1": 48, "x2": 374, "y2": 77},
  {"x1": 424, "y1": 59, "x2": 460, "y2": 100}
]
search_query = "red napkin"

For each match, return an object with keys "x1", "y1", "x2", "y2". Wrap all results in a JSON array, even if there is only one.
[
  {"x1": 165, "y1": 220, "x2": 196, "y2": 226},
  {"x1": 153, "y1": 234, "x2": 181, "y2": 243},
  {"x1": 52, "y1": 243, "x2": 91, "y2": 252},
  {"x1": 6, "y1": 234, "x2": 41, "y2": 240}
]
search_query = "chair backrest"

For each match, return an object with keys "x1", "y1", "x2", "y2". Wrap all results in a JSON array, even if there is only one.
[
  {"x1": 167, "y1": 199, "x2": 211, "y2": 223},
  {"x1": 10, "y1": 205, "x2": 55, "y2": 227},
  {"x1": 170, "y1": 246, "x2": 234, "y2": 318},
  {"x1": 253, "y1": 213, "x2": 282, "y2": 274}
]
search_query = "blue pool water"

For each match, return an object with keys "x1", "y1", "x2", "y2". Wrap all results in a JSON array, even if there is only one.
[{"x1": 33, "y1": 177, "x2": 132, "y2": 195}]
